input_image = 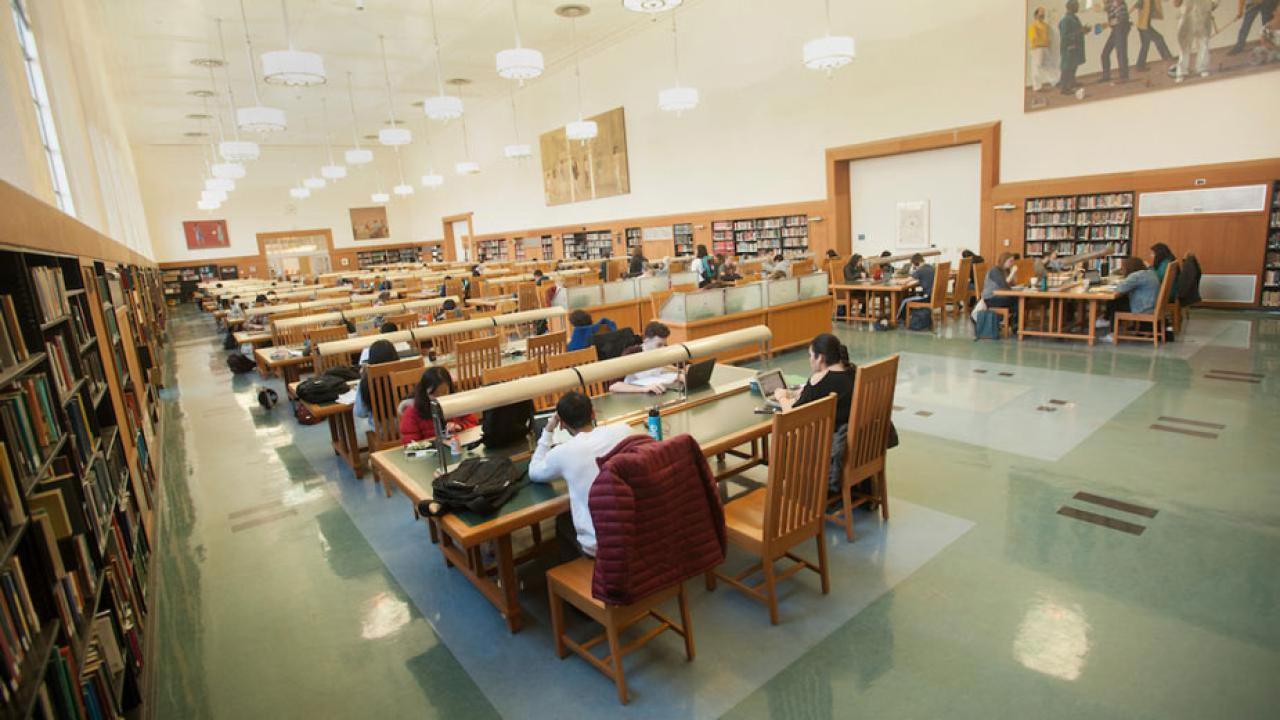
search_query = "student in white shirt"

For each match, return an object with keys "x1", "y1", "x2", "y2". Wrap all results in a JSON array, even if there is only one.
[
  {"x1": 527, "y1": 391, "x2": 633, "y2": 557},
  {"x1": 609, "y1": 322, "x2": 677, "y2": 395}
]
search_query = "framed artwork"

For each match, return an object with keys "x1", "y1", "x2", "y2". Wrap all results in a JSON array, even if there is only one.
[
  {"x1": 1025, "y1": 0, "x2": 1280, "y2": 112},
  {"x1": 182, "y1": 219, "x2": 229, "y2": 249},
  {"x1": 896, "y1": 201, "x2": 930, "y2": 249},
  {"x1": 540, "y1": 107, "x2": 631, "y2": 206},
  {"x1": 349, "y1": 206, "x2": 390, "y2": 241}
]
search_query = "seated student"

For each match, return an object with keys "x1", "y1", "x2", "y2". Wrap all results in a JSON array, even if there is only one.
[
  {"x1": 961, "y1": 249, "x2": 986, "y2": 265},
  {"x1": 566, "y1": 309, "x2": 616, "y2": 351},
  {"x1": 981, "y1": 252, "x2": 1020, "y2": 326},
  {"x1": 1044, "y1": 249, "x2": 1067, "y2": 272},
  {"x1": 826, "y1": 249, "x2": 840, "y2": 260},
  {"x1": 532, "y1": 269, "x2": 547, "y2": 286},
  {"x1": 1147, "y1": 242, "x2": 1176, "y2": 298},
  {"x1": 691, "y1": 245, "x2": 714, "y2": 288},
  {"x1": 528, "y1": 391, "x2": 633, "y2": 558},
  {"x1": 433, "y1": 298, "x2": 460, "y2": 322},
  {"x1": 897, "y1": 254, "x2": 937, "y2": 323},
  {"x1": 544, "y1": 277, "x2": 563, "y2": 309},
  {"x1": 358, "y1": 323, "x2": 408, "y2": 364},
  {"x1": 770, "y1": 253, "x2": 791, "y2": 277},
  {"x1": 609, "y1": 322, "x2": 676, "y2": 395},
  {"x1": 627, "y1": 249, "x2": 647, "y2": 278},
  {"x1": 227, "y1": 296, "x2": 245, "y2": 320},
  {"x1": 771, "y1": 334, "x2": 856, "y2": 492},
  {"x1": 719, "y1": 258, "x2": 742, "y2": 282},
  {"x1": 354, "y1": 340, "x2": 399, "y2": 430},
  {"x1": 1102, "y1": 257, "x2": 1161, "y2": 339},
  {"x1": 870, "y1": 251, "x2": 893, "y2": 280},
  {"x1": 843, "y1": 254, "x2": 866, "y2": 282},
  {"x1": 398, "y1": 367, "x2": 477, "y2": 443}
]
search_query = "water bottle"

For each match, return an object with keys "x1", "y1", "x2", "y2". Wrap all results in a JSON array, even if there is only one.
[{"x1": 646, "y1": 407, "x2": 663, "y2": 441}]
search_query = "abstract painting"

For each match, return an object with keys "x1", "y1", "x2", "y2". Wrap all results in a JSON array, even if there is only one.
[
  {"x1": 183, "y1": 219, "x2": 229, "y2": 249},
  {"x1": 540, "y1": 107, "x2": 631, "y2": 206},
  {"x1": 349, "y1": 206, "x2": 390, "y2": 241}
]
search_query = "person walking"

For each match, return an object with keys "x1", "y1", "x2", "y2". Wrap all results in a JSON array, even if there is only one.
[
  {"x1": 1059, "y1": 0, "x2": 1088, "y2": 94},
  {"x1": 1134, "y1": 0, "x2": 1175, "y2": 70},
  {"x1": 1099, "y1": 0, "x2": 1133, "y2": 83}
]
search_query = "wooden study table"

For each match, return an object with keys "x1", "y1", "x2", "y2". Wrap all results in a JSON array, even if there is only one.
[
  {"x1": 255, "y1": 347, "x2": 315, "y2": 384},
  {"x1": 371, "y1": 365, "x2": 768, "y2": 633},
  {"x1": 831, "y1": 279, "x2": 919, "y2": 324},
  {"x1": 994, "y1": 286, "x2": 1118, "y2": 346},
  {"x1": 288, "y1": 379, "x2": 366, "y2": 478},
  {"x1": 232, "y1": 330, "x2": 272, "y2": 347}
]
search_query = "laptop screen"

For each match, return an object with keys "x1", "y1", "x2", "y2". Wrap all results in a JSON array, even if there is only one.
[{"x1": 756, "y1": 369, "x2": 786, "y2": 398}]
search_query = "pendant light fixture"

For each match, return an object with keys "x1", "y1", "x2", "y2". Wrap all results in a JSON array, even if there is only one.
[
  {"x1": 561, "y1": 5, "x2": 596, "y2": 142},
  {"x1": 319, "y1": 99, "x2": 347, "y2": 179},
  {"x1": 344, "y1": 72, "x2": 374, "y2": 164},
  {"x1": 198, "y1": 199, "x2": 221, "y2": 210},
  {"x1": 803, "y1": 0, "x2": 855, "y2": 75},
  {"x1": 206, "y1": 176, "x2": 235, "y2": 192},
  {"x1": 393, "y1": 148, "x2": 414, "y2": 195},
  {"x1": 199, "y1": 81, "x2": 250, "y2": 176},
  {"x1": 304, "y1": 176, "x2": 326, "y2": 189},
  {"x1": 423, "y1": 0, "x2": 463, "y2": 121},
  {"x1": 420, "y1": 125, "x2": 445, "y2": 188},
  {"x1": 262, "y1": 0, "x2": 326, "y2": 86},
  {"x1": 236, "y1": 0, "x2": 287, "y2": 132},
  {"x1": 496, "y1": 0, "x2": 543, "y2": 84},
  {"x1": 504, "y1": 89, "x2": 531, "y2": 159},
  {"x1": 290, "y1": 186, "x2": 311, "y2": 199},
  {"x1": 377, "y1": 35, "x2": 412, "y2": 145},
  {"x1": 202, "y1": 189, "x2": 228, "y2": 203},
  {"x1": 623, "y1": 0, "x2": 683, "y2": 12},
  {"x1": 658, "y1": 10, "x2": 698, "y2": 115},
  {"x1": 213, "y1": 18, "x2": 260, "y2": 161}
]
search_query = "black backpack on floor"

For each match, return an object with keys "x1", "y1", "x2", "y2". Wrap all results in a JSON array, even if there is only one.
[
  {"x1": 223, "y1": 330, "x2": 238, "y2": 350},
  {"x1": 227, "y1": 353, "x2": 256, "y2": 374},
  {"x1": 420, "y1": 457, "x2": 526, "y2": 517}
]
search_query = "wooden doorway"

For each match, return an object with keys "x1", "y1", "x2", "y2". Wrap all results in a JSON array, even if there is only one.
[
  {"x1": 256, "y1": 228, "x2": 335, "y2": 280},
  {"x1": 441, "y1": 212, "x2": 474, "y2": 263}
]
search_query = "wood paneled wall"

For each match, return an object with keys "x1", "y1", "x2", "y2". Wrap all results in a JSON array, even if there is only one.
[{"x1": 0, "y1": 180, "x2": 153, "y2": 266}]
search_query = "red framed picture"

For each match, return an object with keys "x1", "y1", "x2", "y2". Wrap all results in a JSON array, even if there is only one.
[{"x1": 183, "y1": 219, "x2": 230, "y2": 249}]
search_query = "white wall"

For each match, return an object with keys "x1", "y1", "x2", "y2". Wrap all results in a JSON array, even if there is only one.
[
  {"x1": 140, "y1": 0, "x2": 1280, "y2": 264},
  {"x1": 0, "y1": 0, "x2": 153, "y2": 258},
  {"x1": 849, "y1": 145, "x2": 981, "y2": 261}
]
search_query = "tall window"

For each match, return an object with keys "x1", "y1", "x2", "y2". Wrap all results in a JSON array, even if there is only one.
[{"x1": 10, "y1": 0, "x2": 74, "y2": 215}]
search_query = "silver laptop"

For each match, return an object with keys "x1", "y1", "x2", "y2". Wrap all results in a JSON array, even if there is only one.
[{"x1": 756, "y1": 369, "x2": 788, "y2": 411}]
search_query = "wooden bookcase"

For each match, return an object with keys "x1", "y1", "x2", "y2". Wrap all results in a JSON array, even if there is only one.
[
  {"x1": 1264, "y1": 181, "x2": 1280, "y2": 309},
  {"x1": 561, "y1": 231, "x2": 613, "y2": 261},
  {"x1": 475, "y1": 238, "x2": 509, "y2": 262},
  {"x1": 723, "y1": 214, "x2": 809, "y2": 258},
  {"x1": 0, "y1": 247, "x2": 164, "y2": 720},
  {"x1": 673, "y1": 223, "x2": 694, "y2": 256},
  {"x1": 1023, "y1": 191, "x2": 1134, "y2": 274},
  {"x1": 355, "y1": 247, "x2": 420, "y2": 269}
]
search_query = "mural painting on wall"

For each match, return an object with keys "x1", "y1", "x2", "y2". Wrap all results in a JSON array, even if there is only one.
[
  {"x1": 350, "y1": 206, "x2": 391, "y2": 240},
  {"x1": 540, "y1": 106, "x2": 631, "y2": 207},
  {"x1": 182, "y1": 219, "x2": 230, "y2": 250},
  {"x1": 1025, "y1": 0, "x2": 1280, "y2": 112}
]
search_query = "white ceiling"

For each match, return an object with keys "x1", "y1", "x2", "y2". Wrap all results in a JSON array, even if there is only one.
[{"x1": 91, "y1": 0, "x2": 697, "y2": 147}]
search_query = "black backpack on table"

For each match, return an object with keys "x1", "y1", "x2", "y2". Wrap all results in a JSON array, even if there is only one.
[{"x1": 420, "y1": 457, "x2": 526, "y2": 517}]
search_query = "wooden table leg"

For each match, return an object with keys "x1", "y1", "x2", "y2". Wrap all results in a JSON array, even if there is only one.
[
  {"x1": 496, "y1": 535, "x2": 522, "y2": 633},
  {"x1": 327, "y1": 414, "x2": 340, "y2": 455},
  {"x1": 1087, "y1": 300, "x2": 1098, "y2": 346},
  {"x1": 1017, "y1": 297, "x2": 1026, "y2": 338},
  {"x1": 338, "y1": 411, "x2": 364, "y2": 478}
]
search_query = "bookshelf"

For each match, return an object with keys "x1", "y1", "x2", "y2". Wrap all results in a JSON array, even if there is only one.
[
  {"x1": 539, "y1": 235, "x2": 555, "y2": 261},
  {"x1": 717, "y1": 215, "x2": 810, "y2": 258},
  {"x1": 624, "y1": 228, "x2": 642, "y2": 254},
  {"x1": 0, "y1": 247, "x2": 163, "y2": 720},
  {"x1": 356, "y1": 247, "x2": 420, "y2": 270},
  {"x1": 561, "y1": 231, "x2": 614, "y2": 261},
  {"x1": 475, "y1": 238, "x2": 509, "y2": 263},
  {"x1": 1023, "y1": 191, "x2": 1134, "y2": 274},
  {"x1": 673, "y1": 223, "x2": 694, "y2": 256},
  {"x1": 711, "y1": 221, "x2": 733, "y2": 257},
  {"x1": 160, "y1": 263, "x2": 225, "y2": 304},
  {"x1": 1264, "y1": 181, "x2": 1280, "y2": 309}
]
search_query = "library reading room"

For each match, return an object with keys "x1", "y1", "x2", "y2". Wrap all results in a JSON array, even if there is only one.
[{"x1": 0, "y1": 0, "x2": 1278, "y2": 718}]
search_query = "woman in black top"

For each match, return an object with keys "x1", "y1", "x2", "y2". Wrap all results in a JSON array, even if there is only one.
[{"x1": 772, "y1": 334, "x2": 855, "y2": 491}]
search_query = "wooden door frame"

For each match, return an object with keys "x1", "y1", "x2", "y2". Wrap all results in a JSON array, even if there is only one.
[
  {"x1": 255, "y1": 228, "x2": 335, "y2": 278},
  {"x1": 441, "y1": 212, "x2": 474, "y2": 263},
  {"x1": 825, "y1": 122, "x2": 1001, "y2": 258}
]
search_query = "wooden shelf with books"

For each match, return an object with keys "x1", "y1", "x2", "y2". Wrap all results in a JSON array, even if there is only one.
[
  {"x1": 673, "y1": 223, "x2": 694, "y2": 257},
  {"x1": 1023, "y1": 191, "x2": 1134, "y2": 274},
  {"x1": 0, "y1": 243, "x2": 161, "y2": 720},
  {"x1": 1263, "y1": 180, "x2": 1280, "y2": 309},
  {"x1": 475, "y1": 238, "x2": 509, "y2": 262}
]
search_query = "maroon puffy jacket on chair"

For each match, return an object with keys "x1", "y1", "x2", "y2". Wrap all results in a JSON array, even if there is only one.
[{"x1": 588, "y1": 434, "x2": 727, "y2": 605}]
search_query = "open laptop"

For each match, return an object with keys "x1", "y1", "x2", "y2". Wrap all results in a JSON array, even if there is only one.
[
  {"x1": 755, "y1": 369, "x2": 788, "y2": 411},
  {"x1": 1083, "y1": 269, "x2": 1102, "y2": 286},
  {"x1": 683, "y1": 358, "x2": 716, "y2": 392}
]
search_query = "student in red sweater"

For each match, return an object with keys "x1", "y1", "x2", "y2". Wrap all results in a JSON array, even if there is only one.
[{"x1": 398, "y1": 366, "x2": 478, "y2": 444}]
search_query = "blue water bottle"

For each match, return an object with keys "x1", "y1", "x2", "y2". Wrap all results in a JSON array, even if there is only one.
[{"x1": 647, "y1": 407, "x2": 663, "y2": 441}]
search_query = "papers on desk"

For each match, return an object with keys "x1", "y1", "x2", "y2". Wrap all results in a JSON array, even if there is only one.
[
  {"x1": 629, "y1": 371, "x2": 680, "y2": 388},
  {"x1": 336, "y1": 387, "x2": 358, "y2": 405}
]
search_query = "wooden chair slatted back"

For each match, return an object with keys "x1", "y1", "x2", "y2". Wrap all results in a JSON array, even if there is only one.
[
  {"x1": 305, "y1": 325, "x2": 348, "y2": 351},
  {"x1": 791, "y1": 259, "x2": 815, "y2": 277},
  {"x1": 764, "y1": 394, "x2": 836, "y2": 547},
  {"x1": 367, "y1": 356, "x2": 425, "y2": 450},
  {"x1": 384, "y1": 312, "x2": 418, "y2": 331},
  {"x1": 455, "y1": 335, "x2": 502, "y2": 391},
  {"x1": 971, "y1": 261, "x2": 987, "y2": 299},
  {"x1": 927, "y1": 261, "x2": 951, "y2": 309},
  {"x1": 526, "y1": 331, "x2": 567, "y2": 372},
  {"x1": 542, "y1": 346, "x2": 600, "y2": 408},
  {"x1": 443, "y1": 278, "x2": 464, "y2": 299},
  {"x1": 517, "y1": 282, "x2": 541, "y2": 312},
  {"x1": 481, "y1": 358, "x2": 539, "y2": 386},
  {"x1": 1151, "y1": 260, "x2": 1177, "y2": 320},
  {"x1": 950, "y1": 258, "x2": 973, "y2": 303},
  {"x1": 650, "y1": 290, "x2": 675, "y2": 319},
  {"x1": 845, "y1": 355, "x2": 899, "y2": 480}
]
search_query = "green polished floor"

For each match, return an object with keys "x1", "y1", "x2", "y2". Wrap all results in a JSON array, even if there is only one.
[{"x1": 150, "y1": 309, "x2": 1280, "y2": 719}]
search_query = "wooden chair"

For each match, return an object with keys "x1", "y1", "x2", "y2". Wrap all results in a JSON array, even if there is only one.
[
  {"x1": 650, "y1": 290, "x2": 674, "y2": 320},
  {"x1": 826, "y1": 355, "x2": 898, "y2": 541},
  {"x1": 946, "y1": 258, "x2": 973, "y2": 317},
  {"x1": 526, "y1": 330, "x2": 566, "y2": 372},
  {"x1": 970, "y1": 261, "x2": 1011, "y2": 338},
  {"x1": 904, "y1": 261, "x2": 951, "y2": 330},
  {"x1": 454, "y1": 335, "x2": 502, "y2": 391},
  {"x1": 547, "y1": 558, "x2": 694, "y2": 705},
  {"x1": 706, "y1": 394, "x2": 835, "y2": 624},
  {"x1": 384, "y1": 311, "x2": 418, "y2": 331},
  {"x1": 516, "y1": 282, "x2": 541, "y2": 312},
  {"x1": 481, "y1": 358, "x2": 539, "y2": 386},
  {"x1": 1115, "y1": 264, "x2": 1177, "y2": 347},
  {"x1": 302, "y1": 326, "x2": 349, "y2": 377},
  {"x1": 541, "y1": 347, "x2": 600, "y2": 409},
  {"x1": 1165, "y1": 259, "x2": 1186, "y2": 334},
  {"x1": 364, "y1": 356, "x2": 425, "y2": 465},
  {"x1": 443, "y1": 278, "x2": 464, "y2": 300},
  {"x1": 790, "y1": 259, "x2": 815, "y2": 276}
]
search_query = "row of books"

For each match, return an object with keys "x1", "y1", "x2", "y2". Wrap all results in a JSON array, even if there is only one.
[
  {"x1": 1026, "y1": 196, "x2": 1077, "y2": 212},
  {"x1": 44, "y1": 336, "x2": 79, "y2": 402},
  {"x1": 1, "y1": 374, "x2": 63, "y2": 483},
  {"x1": 38, "y1": 625, "x2": 125, "y2": 720},
  {"x1": 0, "y1": 296, "x2": 31, "y2": 371},
  {"x1": 1264, "y1": 269, "x2": 1280, "y2": 287},
  {"x1": 0, "y1": 554, "x2": 43, "y2": 702},
  {"x1": 64, "y1": 395, "x2": 98, "y2": 469},
  {"x1": 1077, "y1": 193, "x2": 1134, "y2": 209},
  {"x1": 1262, "y1": 289, "x2": 1280, "y2": 307},
  {"x1": 31, "y1": 267, "x2": 71, "y2": 325}
]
